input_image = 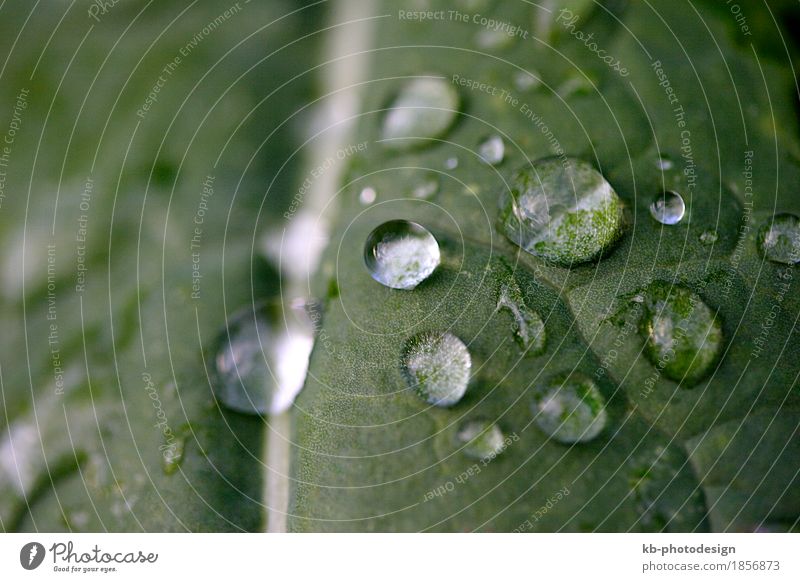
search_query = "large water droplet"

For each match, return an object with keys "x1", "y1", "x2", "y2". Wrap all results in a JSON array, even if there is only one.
[
  {"x1": 499, "y1": 157, "x2": 625, "y2": 264},
  {"x1": 364, "y1": 220, "x2": 440, "y2": 290},
  {"x1": 401, "y1": 332, "x2": 471, "y2": 407},
  {"x1": 757, "y1": 213, "x2": 800, "y2": 265},
  {"x1": 478, "y1": 135, "x2": 505, "y2": 166},
  {"x1": 638, "y1": 282, "x2": 723, "y2": 386},
  {"x1": 532, "y1": 373, "x2": 607, "y2": 443},
  {"x1": 213, "y1": 301, "x2": 315, "y2": 415},
  {"x1": 456, "y1": 419, "x2": 506, "y2": 461},
  {"x1": 381, "y1": 77, "x2": 459, "y2": 150},
  {"x1": 649, "y1": 191, "x2": 685, "y2": 225},
  {"x1": 496, "y1": 270, "x2": 546, "y2": 355}
]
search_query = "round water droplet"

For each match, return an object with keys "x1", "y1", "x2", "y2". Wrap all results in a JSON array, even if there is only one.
[
  {"x1": 499, "y1": 157, "x2": 625, "y2": 264},
  {"x1": 655, "y1": 155, "x2": 674, "y2": 170},
  {"x1": 412, "y1": 176, "x2": 439, "y2": 199},
  {"x1": 532, "y1": 373, "x2": 607, "y2": 443},
  {"x1": 364, "y1": 220, "x2": 440, "y2": 290},
  {"x1": 478, "y1": 135, "x2": 505, "y2": 166},
  {"x1": 401, "y1": 332, "x2": 471, "y2": 407},
  {"x1": 381, "y1": 77, "x2": 459, "y2": 150},
  {"x1": 456, "y1": 419, "x2": 506, "y2": 460},
  {"x1": 444, "y1": 156, "x2": 459, "y2": 170},
  {"x1": 213, "y1": 301, "x2": 315, "y2": 415},
  {"x1": 513, "y1": 70, "x2": 541, "y2": 92},
  {"x1": 638, "y1": 282, "x2": 723, "y2": 386},
  {"x1": 757, "y1": 213, "x2": 800, "y2": 265},
  {"x1": 649, "y1": 191, "x2": 685, "y2": 225},
  {"x1": 475, "y1": 28, "x2": 515, "y2": 51},
  {"x1": 699, "y1": 230, "x2": 718, "y2": 245},
  {"x1": 359, "y1": 186, "x2": 377, "y2": 205}
]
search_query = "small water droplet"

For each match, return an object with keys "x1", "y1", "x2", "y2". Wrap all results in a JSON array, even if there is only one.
[
  {"x1": 381, "y1": 77, "x2": 459, "y2": 150},
  {"x1": 444, "y1": 156, "x2": 459, "y2": 170},
  {"x1": 412, "y1": 175, "x2": 439, "y2": 199},
  {"x1": 649, "y1": 191, "x2": 685, "y2": 225},
  {"x1": 757, "y1": 213, "x2": 800, "y2": 265},
  {"x1": 456, "y1": 419, "x2": 506, "y2": 461},
  {"x1": 478, "y1": 135, "x2": 505, "y2": 166},
  {"x1": 496, "y1": 269, "x2": 546, "y2": 355},
  {"x1": 638, "y1": 282, "x2": 723, "y2": 386},
  {"x1": 655, "y1": 155, "x2": 674, "y2": 170},
  {"x1": 364, "y1": 220, "x2": 440, "y2": 290},
  {"x1": 401, "y1": 332, "x2": 471, "y2": 407},
  {"x1": 499, "y1": 157, "x2": 625, "y2": 264},
  {"x1": 359, "y1": 186, "x2": 377, "y2": 205},
  {"x1": 532, "y1": 373, "x2": 607, "y2": 443},
  {"x1": 475, "y1": 28, "x2": 516, "y2": 51},
  {"x1": 513, "y1": 70, "x2": 541, "y2": 92},
  {"x1": 213, "y1": 301, "x2": 315, "y2": 415},
  {"x1": 699, "y1": 230, "x2": 718, "y2": 245},
  {"x1": 161, "y1": 426, "x2": 189, "y2": 476},
  {"x1": 558, "y1": 75, "x2": 594, "y2": 98}
]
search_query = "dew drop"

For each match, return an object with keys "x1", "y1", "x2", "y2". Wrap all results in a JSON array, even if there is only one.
[
  {"x1": 381, "y1": 77, "x2": 459, "y2": 150},
  {"x1": 456, "y1": 419, "x2": 506, "y2": 461},
  {"x1": 638, "y1": 282, "x2": 723, "y2": 386},
  {"x1": 532, "y1": 373, "x2": 607, "y2": 443},
  {"x1": 655, "y1": 155, "x2": 674, "y2": 170},
  {"x1": 444, "y1": 156, "x2": 459, "y2": 170},
  {"x1": 412, "y1": 176, "x2": 439, "y2": 199},
  {"x1": 757, "y1": 213, "x2": 800, "y2": 265},
  {"x1": 359, "y1": 186, "x2": 377, "y2": 205},
  {"x1": 475, "y1": 28, "x2": 515, "y2": 51},
  {"x1": 499, "y1": 157, "x2": 625, "y2": 264},
  {"x1": 649, "y1": 191, "x2": 685, "y2": 225},
  {"x1": 513, "y1": 70, "x2": 541, "y2": 92},
  {"x1": 496, "y1": 273, "x2": 546, "y2": 355},
  {"x1": 213, "y1": 301, "x2": 315, "y2": 415},
  {"x1": 401, "y1": 332, "x2": 471, "y2": 407},
  {"x1": 478, "y1": 135, "x2": 505, "y2": 166},
  {"x1": 364, "y1": 220, "x2": 440, "y2": 290},
  {"x1": 699, "y1": 230, "x2": 718, "y2": 245}
]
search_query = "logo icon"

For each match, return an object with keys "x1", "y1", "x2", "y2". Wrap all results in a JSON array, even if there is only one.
[{"x1": 20, "y1": 542, "x2": 45, "y2": 570}]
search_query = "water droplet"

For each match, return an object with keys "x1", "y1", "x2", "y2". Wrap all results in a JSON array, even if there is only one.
[
  {"x1": 699, "y1": 230, "x2": 718, "y2": 245},
  {"x1": 638, "y1": 282, "x2": 723, "y2": 386},
  {"x1": 558, "y1": 75, "x2": 594, "y2": 98},
  {"x1": 478, "y1": 135, "x2": 505, "y2": 166},
  {"x1": 499, "y1": 157, "x2": 625, "y2": 264},
  {"x1": 655, "y1": 155, "x2": 674, "y2": 170},
  {"x1": 513, "y1": 70, "x2": 541, "y2": 92},
  {"x1": 757, "y1": 213, "x2": 800, "y2": 265},
  {"x1": 444, "y1": 156, "x2": 459, "y2": 170},
  {"x1": 496, "y1": 270, "x2": 546, "y2": 355},
  {"x1": 456, "y1": 419, "x2": 506, "y2": 460},
  {"x1": 475, "y1": 28, "x2": 515, "y2": 51},
  {"x1": 364, "y1": 220, "x2": 440, "y2": 290},
  {"x1": 532, "y1": 373, "x2": 607, "y2": 443},
  {"x1": 381, "y1": 77, "x2": 459, "y2": 150},
  {"x1": 161, "y1": 426, "x2": 189, "y2": 476},
  {"x1": 213, "y1": 301, "x2": 315, "y2": 415},
  {"x1": 401, "y1": 332, "x2": 471, "y2": 407},
  {"x1": 412, "y1": 176, "x2": 439, "y2": 199},
  {"x1": 359, "y1": 186, "x2": 377, "y2": 205},
  {"x1": 649, "y1": 191, "x2": 685, "y2": 225}
]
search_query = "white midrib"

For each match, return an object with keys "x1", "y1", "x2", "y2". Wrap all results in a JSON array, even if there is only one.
[{"x1": 264, "y1": 0, "x2": 376, "y2": 533}]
